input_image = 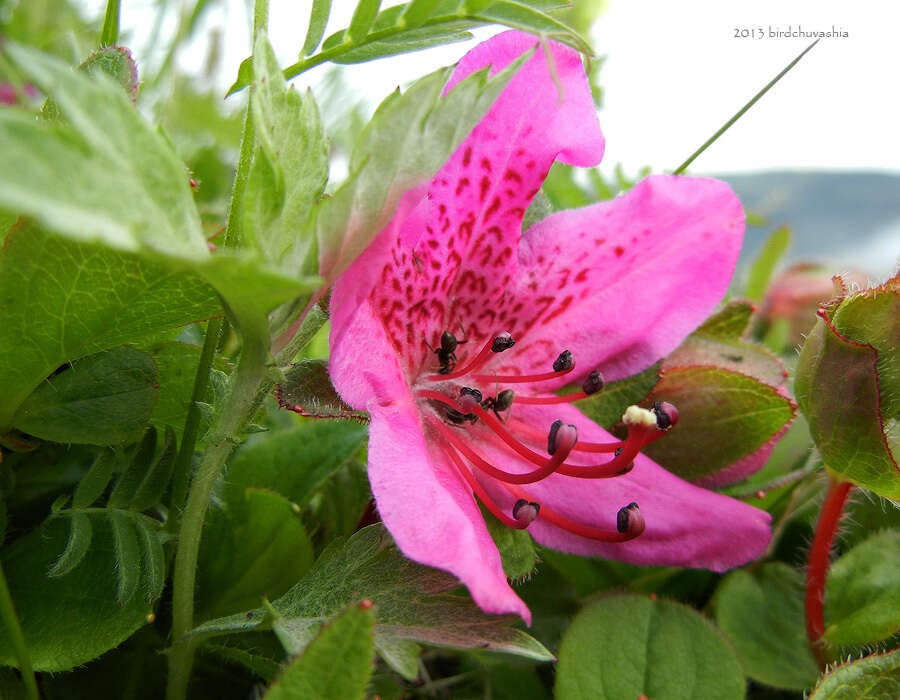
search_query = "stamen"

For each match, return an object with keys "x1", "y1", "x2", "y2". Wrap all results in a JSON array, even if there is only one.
[
  {"x1": 427, "y1": 332, "x2": 515, "y2": 380},
  {"x1": 508, "y1": 418, "x2": 625, "y2": 454},
  {"x1": 512, "y1": 499, "x2": 540, "y2": 526},
  {"x1": 651, "y1": 401, "x2": 679, "y2": 430},
  {"x1": 439, "y1": 440, "x2": 532, "y2": 530},
  {"x1": 430, "y1": 417, "x2": 576, "y2": 484},
  {"x1": 505, "y1": 485, "x2": 645, "y2": 542},
  {"x1": 514, "y1": 369, "x2": 604, "y2": 404},
  {"x1": 472, "y1": 349, "x2": 576, "y2": 384}
]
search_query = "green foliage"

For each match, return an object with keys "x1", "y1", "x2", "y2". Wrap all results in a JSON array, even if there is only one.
[
  {"x1": 482, "y1": 507, "x2": 538, "y2": 579},
  {"x1": 824, "y1": 530, "x2": 900, "y2": 646},
  {"x1": 263, "y1": 604, "x2": 375, "y2": 700},
  {"x1": 12, "y1": 347, "x2": 159, "y2": 445},
  {"x1": 191, "y1": 525, "x2": 553, "y2": 673},
  {"x1": 196, "y1": 488, "x2": 315, "y2": 621},
  {"x1": 795, "y1": 273, "x2": 900, "y2": 499},
  {"x1": 555, "y1": 594, "x2": 745, "y2": 700},
  {"x1": 809, "y1": 650, "x2": 900, "y2": 700},
  {"x1": 0, "y1": 515, "x2": 154, "y2": 671},
  {"x1": 714, "y1": 563, "x2": 820, "y2": 690},
  {"x1": 301, "y1": 0, "x2": 332, "y2": 56},
  {"x1": 275, "y1": 360, "x2": 369, "y2": 421}
]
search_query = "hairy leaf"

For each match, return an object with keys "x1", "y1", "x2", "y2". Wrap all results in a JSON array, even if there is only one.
[
  {"x1": 276, "y1": 359, "x2": 368, "y2": 421},
  {"x1": 47, "y1": 511, "x2": 93, "y2": 578},
  {"x1": 809, "y1": 649, "x2": 900, "y2": 700}
]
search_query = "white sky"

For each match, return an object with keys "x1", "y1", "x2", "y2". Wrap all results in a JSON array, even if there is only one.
[{"x1": 101, "y1": 0, "x2": 900, "y2": 176}]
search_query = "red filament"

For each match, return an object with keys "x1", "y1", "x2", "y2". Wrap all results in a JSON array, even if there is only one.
[{"x1": 427, "y1": 332, "x2": 512, "y2": 380}]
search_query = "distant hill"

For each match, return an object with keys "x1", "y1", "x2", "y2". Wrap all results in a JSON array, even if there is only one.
[{"x1": 717, "y1": 171, "x2": 900, "y2": 278}]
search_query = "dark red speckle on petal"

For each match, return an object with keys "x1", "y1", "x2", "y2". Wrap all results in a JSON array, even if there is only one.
[
  {"x1": 614, "y1": 245, "x2": 625, "y2": 257},
  {"x1": 462, "y1": 147, "x2": 472, "y2": 167},
  {"x1": 456, "y1": 178, "x2": 470, "y2": 195},
  {"x1": 481, "y1": 157, "x2": 492, "y2": 172},
  {"x1": 480, "y1": 176, "x2": 491, "y2": 201}
]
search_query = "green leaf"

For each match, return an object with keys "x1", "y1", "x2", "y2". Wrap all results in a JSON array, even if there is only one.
[
  {"x1": 745, "y1": 226, "x2": 791, "y2": 302},
  {"x1": 191, "y1": 525, "x2": 553, "y2": 666},
  {"x1": 196, "y1": 489, "x2": 315, "y2": 621},
  {"x1": 108, "y1": 427, "x2": 158, "y2": 508},
  {"x1": 0, "y1": 43, "x2": 318, "y2": 339},
  {"x1": 147, "y1": 341, "x2": 227, "y2": 440},
  {"x1": 555, "y1": 594, "x2": 745, "y2": 700},
  {"x1": 246, "y1": 34, "x2": 328, "y2": 272},
  {"x1": 0, "y1": 221, "x2": 221, "y2": 429},
  {"x1": 330, "y1": 27, "x2": 473, "y2": 64},
  {"x1": 795, "y1": 282, "x2": 900, "y2": 500},
  {"x1": 263, "y1": 604, "x2": 374, "y2": 700},
  {"x1": 135, "y1": 517, "x2": 166, "y2": 604},
  {"x1": 77, "y1": 46, "x2": 138, "y2": 102},
  {"x1": 644, "y1": 367, "x2": 795, "y2": 481},
  {"x1": 714, "y1": 563, "x2": 820, "y2": 690},
  {"x1": 47, "y1": 511, "x2": 93, "y2": 577},
  {"x1": 317, "y1": 51, "x2": 529, "y2": 283},
  {"x1": 695, "y1": 299, "x2": 755, "y2": 340},
  {"x1": 373, "y1": 637, "x2": 420, "y2": 681},
  {"x1": 482, "y1": 507, "x2": 537, "y2": 580},
  {"x1": 301, "y1": 0, "x2": 332, "y2": 56},
  {"x1": 224, "y1": 419, "x2": 368, "y2": 512},
  {"x1": 809, "y1": 649, "x2": 900, "y2": 700},
  {"x1": 72, "y1": 449, "x2": 118, "y2": 509},
  {"x1": 130, "y1": 426, "x2": 178, "y2": 511},
  {"x1": 0, "y1": 515, "x2": 153, "y2": 671},
  {"x1": 824, "y1": 530, "x2": 900, "y2": 646},
  {"x1": 108, "y1": 509, "x2": 141, "y2": 606},
  {"x1": 347, "y1": 0, "x2": 382, "y2": 43},
  {"x1": 401, "y1": 0, "x2": 441, "y2": 27},
  {"x1": 475, "y1": 1, "x2": 591, "y2": 54},
  {"x1": 577, "y1": 362, "x2": 660, "y2": 428},
  {"x1": 12, "y1": 347, "x2": 159, "y2": 446},
  {"x1": 276, "y1": 359, "x2": 369, "y2": 421}
]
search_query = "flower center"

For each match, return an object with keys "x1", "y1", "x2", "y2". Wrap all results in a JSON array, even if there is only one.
[{"x1": 414, "y1": 329, "x2": 679, "y2": 544}]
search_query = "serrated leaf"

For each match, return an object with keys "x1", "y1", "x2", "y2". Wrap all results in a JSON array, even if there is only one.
[
  {"x1": 317, "y1": 51, "x2": 528, "y2": 284},
  {"x1": 108, "y1": 510, "x2": 141, "y2": 606},
  {"x1": 0, "y1": 514, "x2": 153, "y2": 671},
  {"x1": 745, "y1": 226, "x2": 791, "y2": 302},
  {"x1": 135, "y1": 518, "x2": 166, "y2": 604},
  {"x1": 714, "y1": 563, "x2": 820, "y2": 690},
  {"x1": 130, "y1": 426, "x2": 178, "y2": 511},
  {"x1": 301, "y1": 0, "x2": 332, "y2": 56},
  {"x1": 795, "y1": 298, "x2": 900, "y2": 500},
  {"x1": 47, "y1": 511, "x2": 93, "y2": 577},
  {"x1": 263, "y1": 604, "x2": 374, "y2": 700},
  {"x1": 555, "y1": 594, "x2": 745, "y2": 700},
  {"x1": 246, "y1": 35, "x2": 328, "y2": 272},
  {"x1": 13, "y1": 347, "x2": 159, "y2": 445},
  {"x1": 276, "y1": 359, "x2": 369, "y2": 421},
  {"x1": 577, "y1": 362, "x2": 660, "y2": 428},
  {"x1": 824, "y1": 530, "x2": 900, "y2": 646},
  {"x1": 196, "y1": 488, "x2": 315, "y2": 621},
  {"x1": 224, "y1": 419, "x2": 368, "y2": 512},
  {"x1": 72, "y1": 449, "x2": 118, "y2": 509},
  {"x1": 644, "y1": 366, "x2": 795, "y2": 481},
  {"x1": 191, "y1": 525, "x2": 553, "y2": 665},
  {"x1": 108, "y1": 427, "x2": 158, "y2": 508},
  {"x1": 347, "y1": 0, "x2": 382, "y2": 43},
  {"x1": 0, "y1": 221, "x2": 221, "y2": 429},
  {"x1": 809, "y1": 649, "x2": 900, "y2": 700}
]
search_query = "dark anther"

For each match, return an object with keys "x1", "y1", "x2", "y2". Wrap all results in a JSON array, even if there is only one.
[
  {"x1": 553, "y1": 350, "x2": 574, "y2": 372},
  {"x1": 491, "y1": 332, "x2": 516, "y2": 353},
  {"x1": 582, "y1": 370, "x2": 604, "y2": 395},
  {"x1": 445, "y1": 407, "x2": 477, "y2": 426},
  {"x1": 616, "y1": 502, "x2": 640, "y2": 533},
  {"x1": 459, "y1": 387, "x2": 483, "y2": 403},
  {"x1": 512, "y1": 499, "x2": 540, "y2": 524},
  {"x1": 614, "y1": 447, "x2": 623, "y2": 457},
  {"x1": 547, "y1": 419, "x2": 563, "y2": 455},
  {"x1": 651, "y1": 401, "x2": 679, "y2": 430}
]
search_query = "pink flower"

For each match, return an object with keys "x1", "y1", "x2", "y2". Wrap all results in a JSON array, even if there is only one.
[{"x1": 328, "y1": 31, "x2": 771, "y2": 621}]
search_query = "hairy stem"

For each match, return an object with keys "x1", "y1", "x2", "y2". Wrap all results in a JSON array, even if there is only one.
[
  {"x1": 805, "y1": 477, "x2": 852, "y2": 668},
  {"x1": 166, "y1": 337, "x2": 268, "y2": 700},
  {"x1": 0, "y1": 561, "x2": 39, "y2": 700}
]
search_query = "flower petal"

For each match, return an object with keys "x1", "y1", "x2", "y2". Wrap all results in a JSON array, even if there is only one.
[
  {"x1": 368, "y1": 399, "x2": 531, "y2": 623},
  {"x1": 499, "y1": 175, "x2": 745, "y2": 384},
  {"x1": 474, "y1": 402, "x2": 771, "y2": 572}
]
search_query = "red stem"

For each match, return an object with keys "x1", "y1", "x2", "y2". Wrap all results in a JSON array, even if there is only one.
[{"x1": 805, "y1": 478, "x2": 852, "y2": 668}]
